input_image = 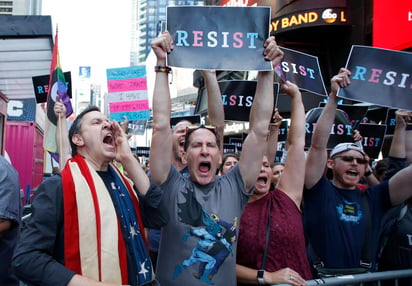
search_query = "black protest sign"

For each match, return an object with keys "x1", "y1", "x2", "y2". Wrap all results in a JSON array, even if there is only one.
[
  {"x1": 275, "y1": 150, "x2": 283, "y2": 163},
  {"x1": 356, "y1": 123, "x2": 387, "y2": 159},
  {"x1": 219, "y1": 80, "x2": 279, "y2": 122},
  {"x1": 275, "y1": 47, "x2": 327, "y2": 96},
  {"x1": 276, "y1": 120, "x2": 289, "y2": 142},
  {"x1": 319, "y1": 103, "x2": 368, "y2": 129},
  {"x1": 167, "y1": 6, "x2": 272, "y2": 71},
  {"x1": 32, "y1": 72, "x2": 72, "y2": 103},
  {"x1": 305, "y1": 107, "x2": 354, "y2": 149},
  {"x1": 134, "y1": 146, "x2": 150, "y2": 157},
  {"x1": 384, "y1": 109, "x2": 397, "y2": 135},
  {"x1": 338, "y1": 45, "x2": 412, "y2": 110},
  {"x1": 223, "y1": 143, "x2": 237, "y2": 154},
  {"x1": 128, "y1": 120, "x2": 147, "y2": 135},
  {"x1": 228, "y1": 137, "x2": 243, "y2": 151}
]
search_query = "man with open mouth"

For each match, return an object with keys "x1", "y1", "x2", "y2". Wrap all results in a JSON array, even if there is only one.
[
  {"x1": 149, "y1": 31, "x2": 284, "y2": 285},
  {"x1": 303, "y1": 68, "x2": 412, "y2": 278}
]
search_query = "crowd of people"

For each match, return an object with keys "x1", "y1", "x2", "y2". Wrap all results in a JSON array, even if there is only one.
[{"x1": 0, "y1": 30, "x2": 411, "y2": 286}]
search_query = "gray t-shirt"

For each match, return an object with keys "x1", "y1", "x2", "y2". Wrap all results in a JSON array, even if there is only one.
[{"x1": 156, "y1": 164, "x2": 249, "y2": 286}]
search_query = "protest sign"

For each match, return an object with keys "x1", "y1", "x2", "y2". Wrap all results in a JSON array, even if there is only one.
[
  {"x1": 106, "y1": 66, "x2": 150, "y2": 121},
  {"x1": 218, "y1": 80, "x2": 279, "y2": 122},
  {"x1": 305, "y1": 107, "x2": 354, "y2": 149},
  {"x1": 133, "y1": 146, "x2": 150, "y2": 157},
  {"x1": 319, "y1": 103, "x2": 368, "y2": 129},
  {"x1": 127, "y1": 119, "x2": 147, "y2": 136},
  {"x1": 32, "y1": 72, "x2": 72, "y2": 103},
  {"x1": 338, "y1": 45, "x2": 412, "y2": 110},
  {"x1": 223, "y1": 143, "x2": 237, "y2": 154},
  {"x1": 275, "y1": 47, "x2": 327, "y2": 96},
  {"x1": 356, "y1": 123, "x2": 387, "y2": 159},
  {"x1": 276, "y1": 120, "x2": 289, "y2": 142},
  {"x1": 167, "y1": 6, "x2": 271, "y2": 71}
]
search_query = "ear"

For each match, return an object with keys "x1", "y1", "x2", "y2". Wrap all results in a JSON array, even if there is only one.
[
  {"x1": 326, "y1": 158, "x2": 335, "y2": 169},
  {"x1": 72, "y1": 134, "x2": 85, "y2": 148}
]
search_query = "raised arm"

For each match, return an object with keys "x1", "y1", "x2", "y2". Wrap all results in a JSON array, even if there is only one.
[
  {"x1": 277, "y1": 81, "x2": 306, "y2": 208},
  {"x1": 239, "y1": 36, "x2": 284, "y2": 191},
  {"x1": 149, "y1": 31, "x2": 174, "y2": 185},
  {"x1": 200, "y1": 70, "x2": 225, "y2": 154},
  {"x1": 305, "y1": 68, "x2": 351, "y2": 189},
  {"x1": 54, "y1": 98, "x2": 71, "y2": 169},
  {"x1": 387, "y1": 110, "x2": 412, "y2": 205},
  {"x1": 389, "y1": 110, "x2": 410, "y2": 158},
  {"x1": 266, "y1": 108, "x2": 283, "y2": 167}
]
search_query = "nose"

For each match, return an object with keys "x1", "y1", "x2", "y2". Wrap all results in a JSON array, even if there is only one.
[
  {"x1": 103, "y1": 120, "x2": 112, "y2": 129},
  {"x1": 200, "y1": 144, "x2": 209, "y2": 155}
]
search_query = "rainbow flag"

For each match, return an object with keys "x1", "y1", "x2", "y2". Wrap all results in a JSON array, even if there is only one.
[{"x1": 44, "y1": 29, "x2": 73, "y2": 158}]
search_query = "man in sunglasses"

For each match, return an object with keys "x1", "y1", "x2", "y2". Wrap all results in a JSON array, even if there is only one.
[
  {"x1": 149, "y1": 31, "x2": 283, "y2": 285},
  {"x1": 303, "y1": 68, "x2": 412, "y2": 277}
]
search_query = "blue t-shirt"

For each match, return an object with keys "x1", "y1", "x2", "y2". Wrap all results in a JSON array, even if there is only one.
[{"x1": 303, "y1": 176, "x2": 391, "y2": 270}]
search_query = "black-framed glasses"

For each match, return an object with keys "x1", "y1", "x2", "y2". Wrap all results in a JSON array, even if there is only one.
[{"x1": 334, "y1": 155, "x2": 368, "y2": 164}]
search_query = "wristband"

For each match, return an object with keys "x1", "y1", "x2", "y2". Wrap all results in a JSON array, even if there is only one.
[
  {"x1": 154, "y1": 66, "x2": 172, "y2": 73},
  {"x1": 257, "y1": 269, "x2": 265, "y2": 285},
  {"x1": 364, "y1": 170, "x2": 372, "y2": 177}
]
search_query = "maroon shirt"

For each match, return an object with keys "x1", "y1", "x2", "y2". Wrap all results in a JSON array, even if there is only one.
[{"x1": 236, "y1": 188, "x2": 312, "y2": 282}]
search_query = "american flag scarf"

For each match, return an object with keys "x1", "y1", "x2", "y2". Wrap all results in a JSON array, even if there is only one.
[{"x1": 61, "y1": 154, "x2": 152, "y2": 285}]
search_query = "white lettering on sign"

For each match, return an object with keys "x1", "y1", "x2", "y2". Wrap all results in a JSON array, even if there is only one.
[
  {"x1": 223, "y1": 0, "x2": 257, "y2": 7},
  {"x1": 409, "y1": 11, "x2": 412, "y2": 21},
  {"x1": 7, "y1": 100, "x2": 23, "y2": 117},
  {"x1": 407, "y1": 234, "x2": 412, "y2": 246}
]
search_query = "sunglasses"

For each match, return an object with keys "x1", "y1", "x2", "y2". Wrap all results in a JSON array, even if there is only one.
[
  {"x1": 186, "y1": 124, "x2": 217, "y2": 135},
  {"x1": 334, "y1": 155, "x2": 368, "y2": 164}
]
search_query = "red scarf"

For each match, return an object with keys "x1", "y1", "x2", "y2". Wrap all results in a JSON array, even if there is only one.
[{"x1": 61, "y1": 154, "x2": 147, "y2": 284}]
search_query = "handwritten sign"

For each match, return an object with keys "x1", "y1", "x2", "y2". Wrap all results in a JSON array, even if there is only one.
[{"x1": 106, "y1": 66, "x2": 150, "y2": 121}]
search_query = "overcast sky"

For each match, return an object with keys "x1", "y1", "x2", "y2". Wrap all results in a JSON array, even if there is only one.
[{"x1": 42, "y1": 0, "x2": 133, "y2": 92}]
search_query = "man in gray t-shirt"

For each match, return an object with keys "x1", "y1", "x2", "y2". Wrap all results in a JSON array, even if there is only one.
[{"x1": 149, "y1": 31, "x2": 284, "y2": 285}]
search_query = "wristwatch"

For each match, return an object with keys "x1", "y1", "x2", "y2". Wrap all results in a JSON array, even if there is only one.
[{"x1": 257, "y1": 269, "x2": 265, "y2": 285}]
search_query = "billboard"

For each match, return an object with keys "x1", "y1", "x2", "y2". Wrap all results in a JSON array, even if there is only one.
[
  {"x1": 373, "y1": 0, "x2": 412, "y2": 51},
  {"x1": 218, "y1": 0, "x2": 350, "y2": 34}
]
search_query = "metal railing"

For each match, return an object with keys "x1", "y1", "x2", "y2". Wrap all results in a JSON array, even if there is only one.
[{"x1": 276, "y1": 269, "x2": 412, "y2": 285}]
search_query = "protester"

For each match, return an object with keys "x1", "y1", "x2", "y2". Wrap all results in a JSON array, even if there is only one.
[
  {"x1": 303, "y1": 68, "x2": 412, "y2": 277},
  {"x1": 236, "y1": 81, "x2": 311, "y2": 286},
  {"x1": 220, "y1": 153, "x2": 240, "y2": 175},
  {"x1": 148, "y1": 69, "x2": 225, "y2": 270},
  {"x1": 0, "y1": 155, "x2": 21, "y2": 286},
  {"x1": 149, "y1": 31, "x2": 283, "y2": 285},
  {"x1": 12, "y1": 106, "x2": 167, "y2": 286},
  {"x1": 377, "y1": 109, "x2": 412, "y2": 286}
]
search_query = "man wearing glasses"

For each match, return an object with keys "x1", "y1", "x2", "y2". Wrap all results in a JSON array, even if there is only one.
[
  {"x1": 303, "y1": 68, "x2": 412, "y2": 277},
  {"x1": 149, "y1": 31, "x2": 283, "y2": 285}
]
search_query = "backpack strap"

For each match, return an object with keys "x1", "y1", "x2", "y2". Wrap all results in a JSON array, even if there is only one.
[{"x1": 309, "y1": 190, "x2": 372, "y2": 270}]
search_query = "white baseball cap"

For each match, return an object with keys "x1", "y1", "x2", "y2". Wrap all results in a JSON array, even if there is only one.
[{"x1": 330, "y1": 142, "x2": 365, "y2": 158}]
